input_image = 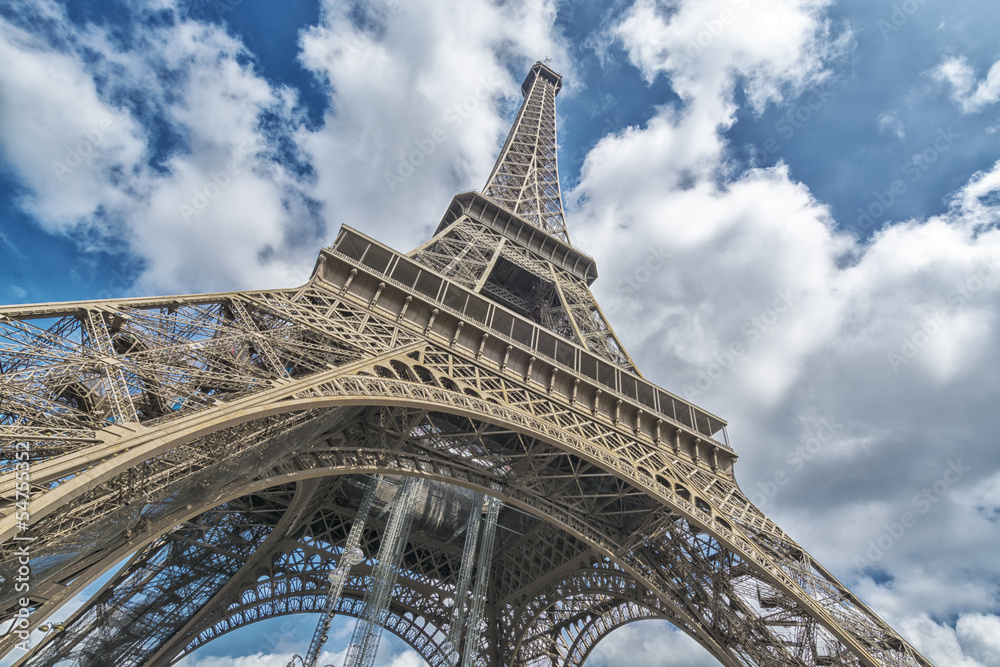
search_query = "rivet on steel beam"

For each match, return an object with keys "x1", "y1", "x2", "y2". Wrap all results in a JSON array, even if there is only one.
[
  {"x1": 397, "y1": 296, "x2": 412, "y2": 322},
  {"x1": 341, "y1": 268, "x2": 357, "y2": 294}
]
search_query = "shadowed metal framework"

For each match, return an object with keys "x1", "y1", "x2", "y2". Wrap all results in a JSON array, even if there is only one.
[{"x1": 0, "y1": 61, "x2": 931, "y2": 667}]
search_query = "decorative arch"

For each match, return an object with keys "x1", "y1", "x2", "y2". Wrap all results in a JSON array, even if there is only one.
[{"x1": 3, "y1": 330, "x2": 927, "y2": 667}]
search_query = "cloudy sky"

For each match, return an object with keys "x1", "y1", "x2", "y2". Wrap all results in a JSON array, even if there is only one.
[{"x1": 2, "y1": 0, "x2": 1000, "y2": 665}]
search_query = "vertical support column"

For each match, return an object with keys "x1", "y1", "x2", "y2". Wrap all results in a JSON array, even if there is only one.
[
  {"x1": 460, "y1": 496, "x2": 501, "y2": 667},
  {"x1": 302, "y1": 476, "x2": 380, "y2": 667},
  {"x1": 446, "y1": 493, "x2": 485, "y2": 666},
  {"x1": 342, "y1": 476, "x2": 425, "y2": 667},
  {"x1": 82, "y1": 310, "x2": 138, "y2": 423}
]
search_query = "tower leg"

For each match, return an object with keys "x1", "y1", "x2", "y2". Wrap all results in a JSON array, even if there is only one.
[
  {"x1": 301, "y1": 475, "x2": 380, "y2": 667},
  {"x1": 460, "y1": 496, "x2": 501, "y2": 667},
  {"x1": 342, "y1": 476, "x2": 424, "y2": 667},
  {"x1": 447, "y1": 492, "x2": 484, "y2": 666}
]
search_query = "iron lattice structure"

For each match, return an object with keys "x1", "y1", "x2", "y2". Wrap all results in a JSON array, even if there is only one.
[{"x1": 0, "y1": 62, "x2": 931, "y2": 667}]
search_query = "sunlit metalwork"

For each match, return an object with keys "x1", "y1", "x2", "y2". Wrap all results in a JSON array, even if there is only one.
[{"x1": 0, "y1": 61, "x2": 930, "y2": 667}]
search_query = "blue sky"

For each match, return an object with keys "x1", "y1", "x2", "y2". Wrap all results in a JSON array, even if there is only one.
[{"x1": 2, "y1": 0, "x2": 1000, "y2": 665}]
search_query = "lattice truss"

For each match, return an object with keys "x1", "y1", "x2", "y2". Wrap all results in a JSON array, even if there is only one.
[
  {"x1": 483, "y1": 62, "x2": 568, "y2": 243},
  {"x1": 410, "y1": 216, "x2": 634, "y2": 371},
  {"x1": 0, "y1": 274, "x2": 929, "y2": 667}
]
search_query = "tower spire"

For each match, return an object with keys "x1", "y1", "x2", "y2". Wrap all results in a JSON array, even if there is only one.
[{"x1": 483, "y1": 61, "x2": 569, "y2": 243}]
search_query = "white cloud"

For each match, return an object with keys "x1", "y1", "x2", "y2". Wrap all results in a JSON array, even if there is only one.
[
  {"x1": 615, "y1": 0, "x2": 849, "y2": 109},
  {"x1": 888, "y1": 613, "x2": 1000, "y2": 667},
  {"x1": 0, "y1": 16, "x2": 146, "y2": 229},
  {"x1": 0, "y1": 1, "x2": 325, "y2": 295},
  {"x1": 297, "y1": 0, "x2": 570, "y2": 252},
  {"x1": 586, "y1": 620, "x2": 718, "y2": 667},
  {"x1": 932, "y1": 55, "x2": 1000, "y2": 113},
  {"x1": 579, "y1": 0, "x2": 850, "y2": 205},
  {"x1": 956, "y1": 614, "x2": 1000, "y2": 665},
  {"x1": 877, "y1": 110, "x2": 905, "y2": 140},
  {"x1": 568, "y1": 1, "x2": 1000, "y2": 662}
]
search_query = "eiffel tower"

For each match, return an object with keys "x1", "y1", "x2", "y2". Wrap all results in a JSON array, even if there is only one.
[{"x1": 0, "y1": 61, "x2": 932, "y2": 667}]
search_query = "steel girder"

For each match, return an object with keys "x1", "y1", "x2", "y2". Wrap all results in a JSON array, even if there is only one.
[
  {"x1": 412, "y1": 60, "x2": 635, "y2": 370},
  {"x1": 1, "y1": 58, "x2": 930, "y2": 667},
  {"x1": 409, "y1": 213, "x2": 636, "y2": 371},
  {"x1": 0, "y1": 273, "x2": 927, "y2": 666},
  {"x1": 482, "y1": 62, "x2": 569, "y2": 243}
]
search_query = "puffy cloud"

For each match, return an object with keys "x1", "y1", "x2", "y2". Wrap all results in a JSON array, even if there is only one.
[
  {"x1": 0, "y1": 14, "x2": 146, "y2": 229},
  {"x1": 587, "y1": 620, "x2": 718, "y2": 667},
  {"x1": 297, "y1": 0, "x2": 570, "y2": 252},
  {"x1": 569, "y1": 0, "x2": 1000, "y2": 663},
  {"x1": 932, "y1": 55, "x2": 1000, "y2": 114},
  {"x1": 0, "y1": 0, "x2": 322, "y2": 295},
  {"x1": 615, "y1": 0, "x2": 849, "y2": 116},
  {"x1": 889, "y1": 613, "x2": 1000, "y2": 667},
  {"x1": 956, "y1": 614, "x2": 1000, "y2": 665},
  {"x1": 0, "y1": 0, "x2": 570, "y2": 295}
]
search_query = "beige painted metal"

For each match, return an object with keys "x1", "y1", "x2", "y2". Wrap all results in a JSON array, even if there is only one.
[{"x1": 0, "y1": 62, "x2": 930, "y2": 667}]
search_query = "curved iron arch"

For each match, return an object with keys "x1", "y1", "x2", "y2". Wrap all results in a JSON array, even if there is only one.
[
  {"x1": 172, "y1": 588, "x2": 452, "y2": 667},
  {"x1": 5, "y1": 370, "x2": 917, "y2": 667},
  {"x1": 11, "y1": 399, "x2": 741, "y2": 666}
]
